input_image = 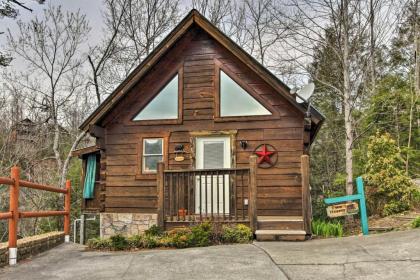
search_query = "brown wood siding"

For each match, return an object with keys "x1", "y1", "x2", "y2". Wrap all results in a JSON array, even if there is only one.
[{"x1": 100, "y1": 25, "x2": 304, "y2": 216}]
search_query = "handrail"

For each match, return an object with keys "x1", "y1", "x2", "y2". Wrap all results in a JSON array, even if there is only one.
[
  {"x1": 0, "y1": 177, "x2": 14, "y2": 185},
  {"x1": 20, "y1": 180, "x2": 67, "y2": 193},
  {"x1": 0, "y1": 166, "x2": 71, "y2": 265},
  {"x1": 164, "y1": 167, "x2": 250, "y2": 173},
  {"x1": 157, "y1": 156, "x2": 258, "y2": 231}
]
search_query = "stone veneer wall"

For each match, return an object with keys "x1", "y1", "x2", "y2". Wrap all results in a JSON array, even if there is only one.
[
  {"x1": 100, "y1": 213, "x2": 157, "y2": 238},
  {"x1": 0, "y1": 231, "x2": 64, "y2": 267}
]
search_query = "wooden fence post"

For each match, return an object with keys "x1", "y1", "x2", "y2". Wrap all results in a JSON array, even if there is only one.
[
  {"x1": 156, "y1": 162, "x2": 165, "y2": 228},
  {"x1": 9, "y1": 166, "x2": 20, "y2": 265},
  {"x1": 248, "y1": 155, "x2": 257, "y2": 233},
  {"x1": 64, "y1": 180, "x2": 71, "y2": 243},
  {"x1": 301, "y1": 155, "x2": 312, "y2": 235}
]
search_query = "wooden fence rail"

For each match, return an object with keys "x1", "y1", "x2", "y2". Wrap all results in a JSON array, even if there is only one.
[{"x1": 0, "y1": 166, "x2": 71, "y2": 265}]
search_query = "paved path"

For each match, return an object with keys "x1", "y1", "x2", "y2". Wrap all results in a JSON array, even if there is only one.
[
  {"x1": 0, "y1": 243, "x2": 286, "y2": 280},
  {"x1": 0, "y1": 229, "x2": 419, "y2": 280},
  {"x1": 256, "y1": 228, "x2": 420, "y2": 280}
]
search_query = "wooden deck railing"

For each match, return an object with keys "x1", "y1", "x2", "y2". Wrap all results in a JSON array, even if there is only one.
[
  {"x1": 0, "y1": 166, "x2": 71, "y2": 265},
  {"x1": 157, "y1": 156, "x2": 257, "y2": 231}
]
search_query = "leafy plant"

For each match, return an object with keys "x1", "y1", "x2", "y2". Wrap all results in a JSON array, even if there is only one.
[
  {"x1": 144, "y1": 225, "x2": 164, "y2": 236},
  {"x1": 110, "y1": 234, "x2": 129, "y2": 250},
  {"x1": 221, "y1": 224, "x2": 253, "y2": 243},
  {"x1": 87, "y1": 237, "x2": 112, "y2": 249},
  {"x1": 188, "y1": 222, "x2": 213, "y2": 247},
  {"x1": 412, "y1": 217, "x2": 420, "y2": 229},
  {"x1": 364, "y1": 132, "x2": 417, "y2": 216},
  {"x1": 312, "y1": 219, "x2": 343, "y2": 237}
]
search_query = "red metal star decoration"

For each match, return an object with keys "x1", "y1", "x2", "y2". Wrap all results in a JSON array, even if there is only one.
[{"x1": 255, "y1": 144, "x2": 275, "y2": 165}]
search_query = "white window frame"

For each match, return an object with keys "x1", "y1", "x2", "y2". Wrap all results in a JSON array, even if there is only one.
[{"x1": 142, "y1": 138, "x2": 164, "y2": 174}]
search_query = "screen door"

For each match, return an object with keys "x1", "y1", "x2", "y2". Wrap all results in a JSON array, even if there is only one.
[{"x1": 195, "y1": 136, "x2": 231, "y2": 214}]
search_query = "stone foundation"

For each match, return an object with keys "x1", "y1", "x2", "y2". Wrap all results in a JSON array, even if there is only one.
[
  {"x1": 0, "y1": 231, "x2": 64, "y2": 267},
  {"x1": 100, "y1": 213, "x2": 157, "y2": 238}
]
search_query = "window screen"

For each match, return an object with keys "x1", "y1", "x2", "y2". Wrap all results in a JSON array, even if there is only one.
[
  {"x1": 220, "y1": 70, "x2": 271, "y2": 117},
  {"x1": 203, "y1": 142, "x2": 224, "y2": 169},
  {"x1": 134, "y1": 74, "x2": 178, "y2": 120}
]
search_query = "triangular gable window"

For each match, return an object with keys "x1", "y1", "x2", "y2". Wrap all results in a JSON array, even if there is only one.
[
  {"x1": 133, "y1": 74, "x2": 178, "y2": 120},
  {"x1": 220, "y1": 70, "x2": 271, "y2": 117}
]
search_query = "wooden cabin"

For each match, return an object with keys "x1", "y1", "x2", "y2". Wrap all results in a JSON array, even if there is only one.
[{"x1": 73, "y1": 10, "x2": 324, "y2": 241}]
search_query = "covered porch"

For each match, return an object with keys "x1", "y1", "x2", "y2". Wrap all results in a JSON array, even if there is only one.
[
  {"x1": 156, "y1": 155, "x2": 312, "y2": 240},
  {"x1": 156, "y1": 156, "x2": 258, "y2": 231}
]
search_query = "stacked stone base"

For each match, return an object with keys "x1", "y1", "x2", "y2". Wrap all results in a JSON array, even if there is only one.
[
  {"x1": 100, "y1": 213, "x2": 157, "y2": 238},
  {"x1": 0, "y1": 231, "x2": 64, "y2": 267}
]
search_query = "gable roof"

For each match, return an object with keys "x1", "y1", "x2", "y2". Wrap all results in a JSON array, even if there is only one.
[{"x1": 80, "y1": 9, "x2": 324, "y2": 140}]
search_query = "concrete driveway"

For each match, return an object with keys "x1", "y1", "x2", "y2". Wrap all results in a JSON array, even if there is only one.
[{"x1": 0, "y1": 229, "x2": 419, "y2": 280}]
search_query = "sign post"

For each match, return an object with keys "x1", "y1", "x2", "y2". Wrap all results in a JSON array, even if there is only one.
[{"x1": 324, "y1": 176, "x2": 369, "y2": 235}]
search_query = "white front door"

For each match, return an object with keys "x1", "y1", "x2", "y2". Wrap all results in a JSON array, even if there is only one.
[{"x1": 195, "y1": 136, "x2": 231, "y2": 214}]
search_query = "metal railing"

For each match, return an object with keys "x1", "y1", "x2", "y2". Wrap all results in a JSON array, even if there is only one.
[{"x1": 0, "y1": 166, "x2": 71, "y2": 265}]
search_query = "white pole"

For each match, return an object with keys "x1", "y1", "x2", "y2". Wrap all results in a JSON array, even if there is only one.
[{"x1": 9, "y1": 247, "x2": 17, "y2": 266}]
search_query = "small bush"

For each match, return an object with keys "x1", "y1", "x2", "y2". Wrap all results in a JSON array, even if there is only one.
[
  {"x1": 87, "y1": 237, "x2": 112, "y2": 249},
  {"x1": 166, "y1": 228, "x2": 192, "y2": 248},
  {"x1": 412, "y1": 217, "x2": 420, "y2": 228},
  {"x1": 312, "y1": 219, "x2": 343, "y2": 238},
  {"x1": 127, "y1": 235, "x2": 143, "y2": 248},
  {"x1": 144, "y1": 225, "x2": 164, "y2": 236},
  {"x1": 110, "y1": 234, "x2": 129, "y2": 250},
  {"x1": 142, "y1": 234, "x2": 159, "y2": 248},
  {"x1": 221, "y1": 224, "x2": 253, "y2": 243},
  {"x1": 188, "y1": 222, "x2": 213, "y2": 247}
]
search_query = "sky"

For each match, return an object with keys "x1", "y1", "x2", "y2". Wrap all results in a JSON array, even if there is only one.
[{"x1": 1, "y1": 0, "x2": 105, "y2": 49}]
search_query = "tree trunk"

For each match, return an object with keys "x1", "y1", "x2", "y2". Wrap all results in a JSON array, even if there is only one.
[
  {"x1": 342, "y1": 0, "x2": 353, "y2": 195},
  {"x1": 59, "y1": 131, "x2": 87, "y2": 188},
  {"x1": 407, "y1": 0, "x2": 419, "y2": 173}
]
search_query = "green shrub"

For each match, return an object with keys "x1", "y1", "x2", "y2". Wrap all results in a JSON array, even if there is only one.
[
  {"x1": 364, "y1": 132, "x2": 417, "y2": 216},
  {"x1": 188, "y1": 222, "x2": 212, "y2": 247},
  {"x1": 110, "y1": 234, "x2": 129, "y2": 250},
  {"x1": 221, "y1": 224, "x2": 253, "y2": 243},
  {"x1": 412, "y1": 217, "x2": 420, "y2": 228},
  {"x1": 145, "y1": 225, "x2": 164, "y2": 236},
  {"x1": 167, "y1": 228, "x2": 192, "y2": 248},
  {"x1": 142, "y1": 234, "x2": 159, "y2": 248},
  {"x1": 87, "y1": 237, "x2": 112, "y2": 249},
  {"x1": 127, "y1": 235, "x2": 143, "y2": 248},
  {"x1": 312, "y1": 219, "x2": 343, "y2": 238}
]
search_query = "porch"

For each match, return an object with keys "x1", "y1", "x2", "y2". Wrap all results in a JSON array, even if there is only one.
[
  {"x1": 156, "y1": 156, "x2": 258, "y2": 231},
  {"x1": 156, "y1": 155, "x2": 312, "y2": 240}
]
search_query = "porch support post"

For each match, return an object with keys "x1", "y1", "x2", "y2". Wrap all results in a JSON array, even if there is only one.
[
  {"x1": 157, "y1": 162, "x2": 165, "y2": 228},
  {"x1": 301, "y1": 155, "x2": 312, "y2": 235},
  {"x1": 248, "y1": 155, "x2": 257, "y2": 233}
]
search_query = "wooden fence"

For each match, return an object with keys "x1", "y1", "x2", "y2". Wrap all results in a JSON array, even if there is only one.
[{"x1": 0, "y1": 166, "x2": 71, "y2": 265}]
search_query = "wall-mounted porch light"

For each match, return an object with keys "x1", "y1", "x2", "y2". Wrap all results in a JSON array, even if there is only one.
[
  {"x1": 240, "y1": 140, "x2": 248, "y2": 150},
  {"x1": 174, "y1": 144, "x2": 185, "y2": 162}
]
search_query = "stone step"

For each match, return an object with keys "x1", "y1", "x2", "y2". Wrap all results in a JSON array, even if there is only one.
[
  {"x1": 257, "y1": 216, "x2": 304, "y2": 231},
  {"x1": 255, "y1": 229, "x2": 307, "y2": 241}
]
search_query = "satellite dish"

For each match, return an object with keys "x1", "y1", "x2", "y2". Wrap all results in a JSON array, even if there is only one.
[{"x1": 295, "y1": 83, "x2": 315, "y2": 103}]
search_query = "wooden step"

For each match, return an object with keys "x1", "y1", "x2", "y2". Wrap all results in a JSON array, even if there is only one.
[
  {"x1": 257, "y1": 216, "x2": 304, "y2": 231},
  {"x1": 255, "y1": 229, "x2": 307, "y2": 241}
]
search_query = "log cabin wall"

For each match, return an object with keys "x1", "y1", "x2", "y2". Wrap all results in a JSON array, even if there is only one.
[{"x1": 99, "y1": 24, "x2": 304, "y2": 217}]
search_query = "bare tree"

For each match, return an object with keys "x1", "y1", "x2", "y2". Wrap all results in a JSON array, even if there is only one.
[
  {"x1": 101, "y1": 0, "x2": 180, "y2": 89},
  {"x1": 7, "y1": 5, "x2": 90, "y2": 187},
  {"x1": 87, "y1": 0, "x2": 127, "y2": 105}
]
